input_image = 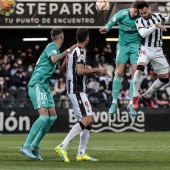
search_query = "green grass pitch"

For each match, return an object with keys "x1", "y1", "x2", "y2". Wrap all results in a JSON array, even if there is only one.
[{"x1": 0, "y1": 132, "x2": 170, "y2": 170}]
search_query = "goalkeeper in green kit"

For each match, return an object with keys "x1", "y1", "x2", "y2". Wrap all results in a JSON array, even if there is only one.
[{"x1": 99, "y1": 0, "x2": 141, "y2": 116}]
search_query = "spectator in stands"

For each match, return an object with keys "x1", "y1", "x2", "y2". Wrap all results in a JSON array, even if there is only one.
[
  {"x1": 9, "y1": 70, "x2": 27, "y2": 91},
  {"x1": 156, "y1": 91, "x2": 169, "y2": 108},
  {"x1": 10, "y1": 62, "x2": 19, "y2": 76},
  {"x1": 87, "y1": 76, "x2": 100, "y2": 92},
  {"x1": 52, "y1": 77, "x2": 70, "y2": 108},
  {"x1": 52, "y1": 77, "x2": 66, "y2": 96},
  {"x1": 93, "y1": 51, "x2": 105, "y2": 67},
  {"x1": 0, "y1": 62, "x2": 11, "y2": 87},
  {"x1": 102, "y1": 43, "x2": 113, "y2": 64},
  {"x1": 118, "y1": 89, "x2": 130, "y2": 107},
  {"x1": 26, "y1": 64, "x2": 34, "y2": 82},
  {"x1": 16, "y1": 58, "x2": 26, "y2": 72},
  {"x1": 0, "y1": 76, "x2": 7, "y2": 99},
  {"x1": 4, "y1": 49, "x2": 15, "y2": 65},
  {"x1": 25, "y1": 48, "x2": 37, "y2": 66},
  {"x1": 0, "y1": 44, "x2": 4, "y2": 67},
  {"x1": 96, "y1": 74, "x2": 112, "y2": 106}
]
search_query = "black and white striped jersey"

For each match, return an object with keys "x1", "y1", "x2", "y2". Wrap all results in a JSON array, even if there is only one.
[
  {"x1": 66, "y1": 46, "x2": 87, "y2": 94},
  {"x1": 136, "y1": 13, "x2": 169, "y2": 47}
]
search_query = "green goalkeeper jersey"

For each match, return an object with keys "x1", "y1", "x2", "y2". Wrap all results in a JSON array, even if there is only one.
[
  {"x1": 28, "y1": 42, "x2": 60, "y2": 87},
  {"x1": 105, "y1": 8, "x2": 141, "y2": 45}
]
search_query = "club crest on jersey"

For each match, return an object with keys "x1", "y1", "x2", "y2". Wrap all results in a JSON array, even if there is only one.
[
  {"x1": 112, "y1": 17, "x2": 117, "y2": 22},
  {"x1": 79, "y1": 54, "x2": 85, "y2": 60},
  {"x1": 52, "y1": 50, "x2": 57, "y2": 54}
]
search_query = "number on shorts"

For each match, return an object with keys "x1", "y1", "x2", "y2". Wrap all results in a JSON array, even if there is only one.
[{"x1": 40, "y1": 93, "x2": 47, "y2": 100}]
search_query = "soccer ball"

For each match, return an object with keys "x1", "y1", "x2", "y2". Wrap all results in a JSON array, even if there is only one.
[{"x1": 95, "y1": 0, "x2": 110, "y2": 13}]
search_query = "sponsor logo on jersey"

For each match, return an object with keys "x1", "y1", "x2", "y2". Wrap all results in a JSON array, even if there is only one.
[{"x1": 140, "y1": 50, "x2": 146, "y2": 55}]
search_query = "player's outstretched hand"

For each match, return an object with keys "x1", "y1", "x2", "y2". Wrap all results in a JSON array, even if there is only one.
[
  {"x1": 155, "y1": 24, "x2": 167, "y2": 32},
  {"x1": 69, "y1": 44, "x2": 78, "y2": 52},
  {"x1": 99, "y1": 27, "x2": 108, "y2": 34},
  {"x1": 98, "y1": 67, "x2": 107, "y2": 75},
  {"x1": 0, "y1": 0, "x2": 13, "y2": 12}
]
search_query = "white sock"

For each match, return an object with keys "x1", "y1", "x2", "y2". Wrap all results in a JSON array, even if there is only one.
[
  {"x1": 143, "y1": 79, "x2": 165, "y2": 98},
  {"x1": 60, "y1": 122, "x2": 84, "y2": 148},
  {"x1": 133, "y1": 70, "x2": 143, "y2": 97},
  {"x1": 77, "y1": 129, "x2": 90, "y2": 156}
]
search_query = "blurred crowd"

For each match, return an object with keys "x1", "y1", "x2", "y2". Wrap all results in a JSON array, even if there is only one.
[{"x1": 0, "y1": 42, "x2": 170, "y2": 109}]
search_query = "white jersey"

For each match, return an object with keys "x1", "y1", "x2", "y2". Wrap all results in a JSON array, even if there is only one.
[
  {"x1": 66, "y1": 46, "x2": 87, "y2": 94},
  {"x1": 136, "y1": 13, "x2": 169, "y2": 47}
]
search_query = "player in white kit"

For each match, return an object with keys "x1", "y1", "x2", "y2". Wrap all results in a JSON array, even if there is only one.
[
  {"x1": 133, "y1": 1, "x2": 170, "y2": 110},
  {"x1": 54, "y1": 28, "x2": 107, "y2": 162}
]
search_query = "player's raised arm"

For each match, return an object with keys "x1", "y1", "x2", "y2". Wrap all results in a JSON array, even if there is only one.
[
  {"x1": 99, "y1": 10, "x2": 123, "y2": 34},
  {"x1": 51, "y1": 44, "x2": 77, "y2": 63}
]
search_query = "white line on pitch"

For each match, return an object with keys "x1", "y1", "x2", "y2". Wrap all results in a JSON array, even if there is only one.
[{"x1": 8, "y1": 147, "x2": 170, "y2": 152}]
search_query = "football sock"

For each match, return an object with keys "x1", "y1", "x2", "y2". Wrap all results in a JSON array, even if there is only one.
[
  {"x1": 129, "y1": 77, "x2": 134, "y2": 102},
  {"x1": 23, "y1": 115, "x2": 49, "y2": 148},
  {"x1": 32, "y1": 115, "x2": 57, "y2": 147},
  {"x1": 60, "y1": 122, "x2": 85, "y2": 149},
  {"x1": 77, "y1": 127, "x2": 91, "y2": 156},
  {"x1": 142, "y1": 79, "x2": 165, "y2": 98},
  {"x1": 133, "y1": 70, "x2": 143, "y2": 97},
  {"x1": 112, "y1": 76, "x2": 121, "y2": 103}
]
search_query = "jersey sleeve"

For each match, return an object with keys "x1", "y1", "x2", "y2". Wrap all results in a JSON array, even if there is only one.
[
  {"x1": 105, "y1": 10, "x2": 124, "y2": 32},
  {"x1": 77, "y1": 49, "x2": 86, "y2": 64},
  {"x1": 158, "y1": 13, "x2": 170, "y2": 24},
  {"x1": 46, "y1": 43, "x2": 59, "y2": 58},
  {"x1": 136, "y1": 18, "x2": 157, "y2": 38}
]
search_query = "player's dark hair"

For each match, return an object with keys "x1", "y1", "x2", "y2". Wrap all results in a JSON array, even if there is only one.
[
  {"x1": 136, "y1": 1, "x2": 149, "y2": 9},
  {"x1": 50, "y1": 28, "x2": 63, "y2": 41},
  {"x1": 131, "y1": 0, "x2": 147, "y2": 9},
  {"x1": 76, "y1": 28, "x2": 89, "y2": 43}
]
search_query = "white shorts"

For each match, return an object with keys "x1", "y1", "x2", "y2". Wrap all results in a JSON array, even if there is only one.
[
  {"x1": 138, "y1": 46, "x2": 169, "y2": 74},
  {"x1": 67, "y1": 92, "x2": 93, "y2": 119}
]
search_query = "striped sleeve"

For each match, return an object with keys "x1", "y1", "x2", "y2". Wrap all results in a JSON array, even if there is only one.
[{"x1": 158, "y1": 13, "x2": 170, "y2": 24}]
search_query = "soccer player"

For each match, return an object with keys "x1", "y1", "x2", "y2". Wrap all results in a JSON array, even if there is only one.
[
  {"x1": 0, "y1": 0, "x2": 13, "y2": 12},
  {"x1": 99, "y1": 1, "x2": 141, "y2": 116},
  {"x1": 133, "y1": 1, "x2": 170, "y2": 109},
  {"x1": 55, "y1": 28, "x2": 107, "y2": 162},
  {"x1": 20, "y1": 28, "x2": 77, "y2": 160}
]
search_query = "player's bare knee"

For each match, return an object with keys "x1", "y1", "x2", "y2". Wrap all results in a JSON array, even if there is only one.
[
  {"x1": 115, "y1": 71, "x2": 124, "y2": 77},
  {"x1": 81, "y1": 116, "x2": 93, "y2": 127}
]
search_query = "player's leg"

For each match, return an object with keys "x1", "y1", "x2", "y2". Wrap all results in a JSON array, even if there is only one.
[
  {"x1": 109, "y1": 44, "x2": 129, "y2": 114},
  {"x1": 76, "y1": 126, "x2": 98, "y2": 162},
  {"x1": 127, "y1": 44, "x2": 138, "y2": 116},
  {"x1": 133, "y1": 47, "x2": 151, "y2": 109},
  {"x1": 20, "y1": 84, "x2": 50, "y2": 159},
  {"x1": 141, "y1": 52, "x2": 169, "y2": 108},
  {"x1": 31, "y1": 110, "x2": 57, "y2": 160},
  {"x1": 76, "y1": 93, "x2": 97, "y2": 161},
  {"x1": 133, "y1": 63, "x2": 146, "y2": 109},
  {"x1": 55, "y1": 93, "x2": 86, "y2": 162},
  {"x1": 127, "y1": 64, "x2": 137, "y2": 116},
  {"x1": 31, "y1": 90, "x2": 57, "y2": 160}
]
